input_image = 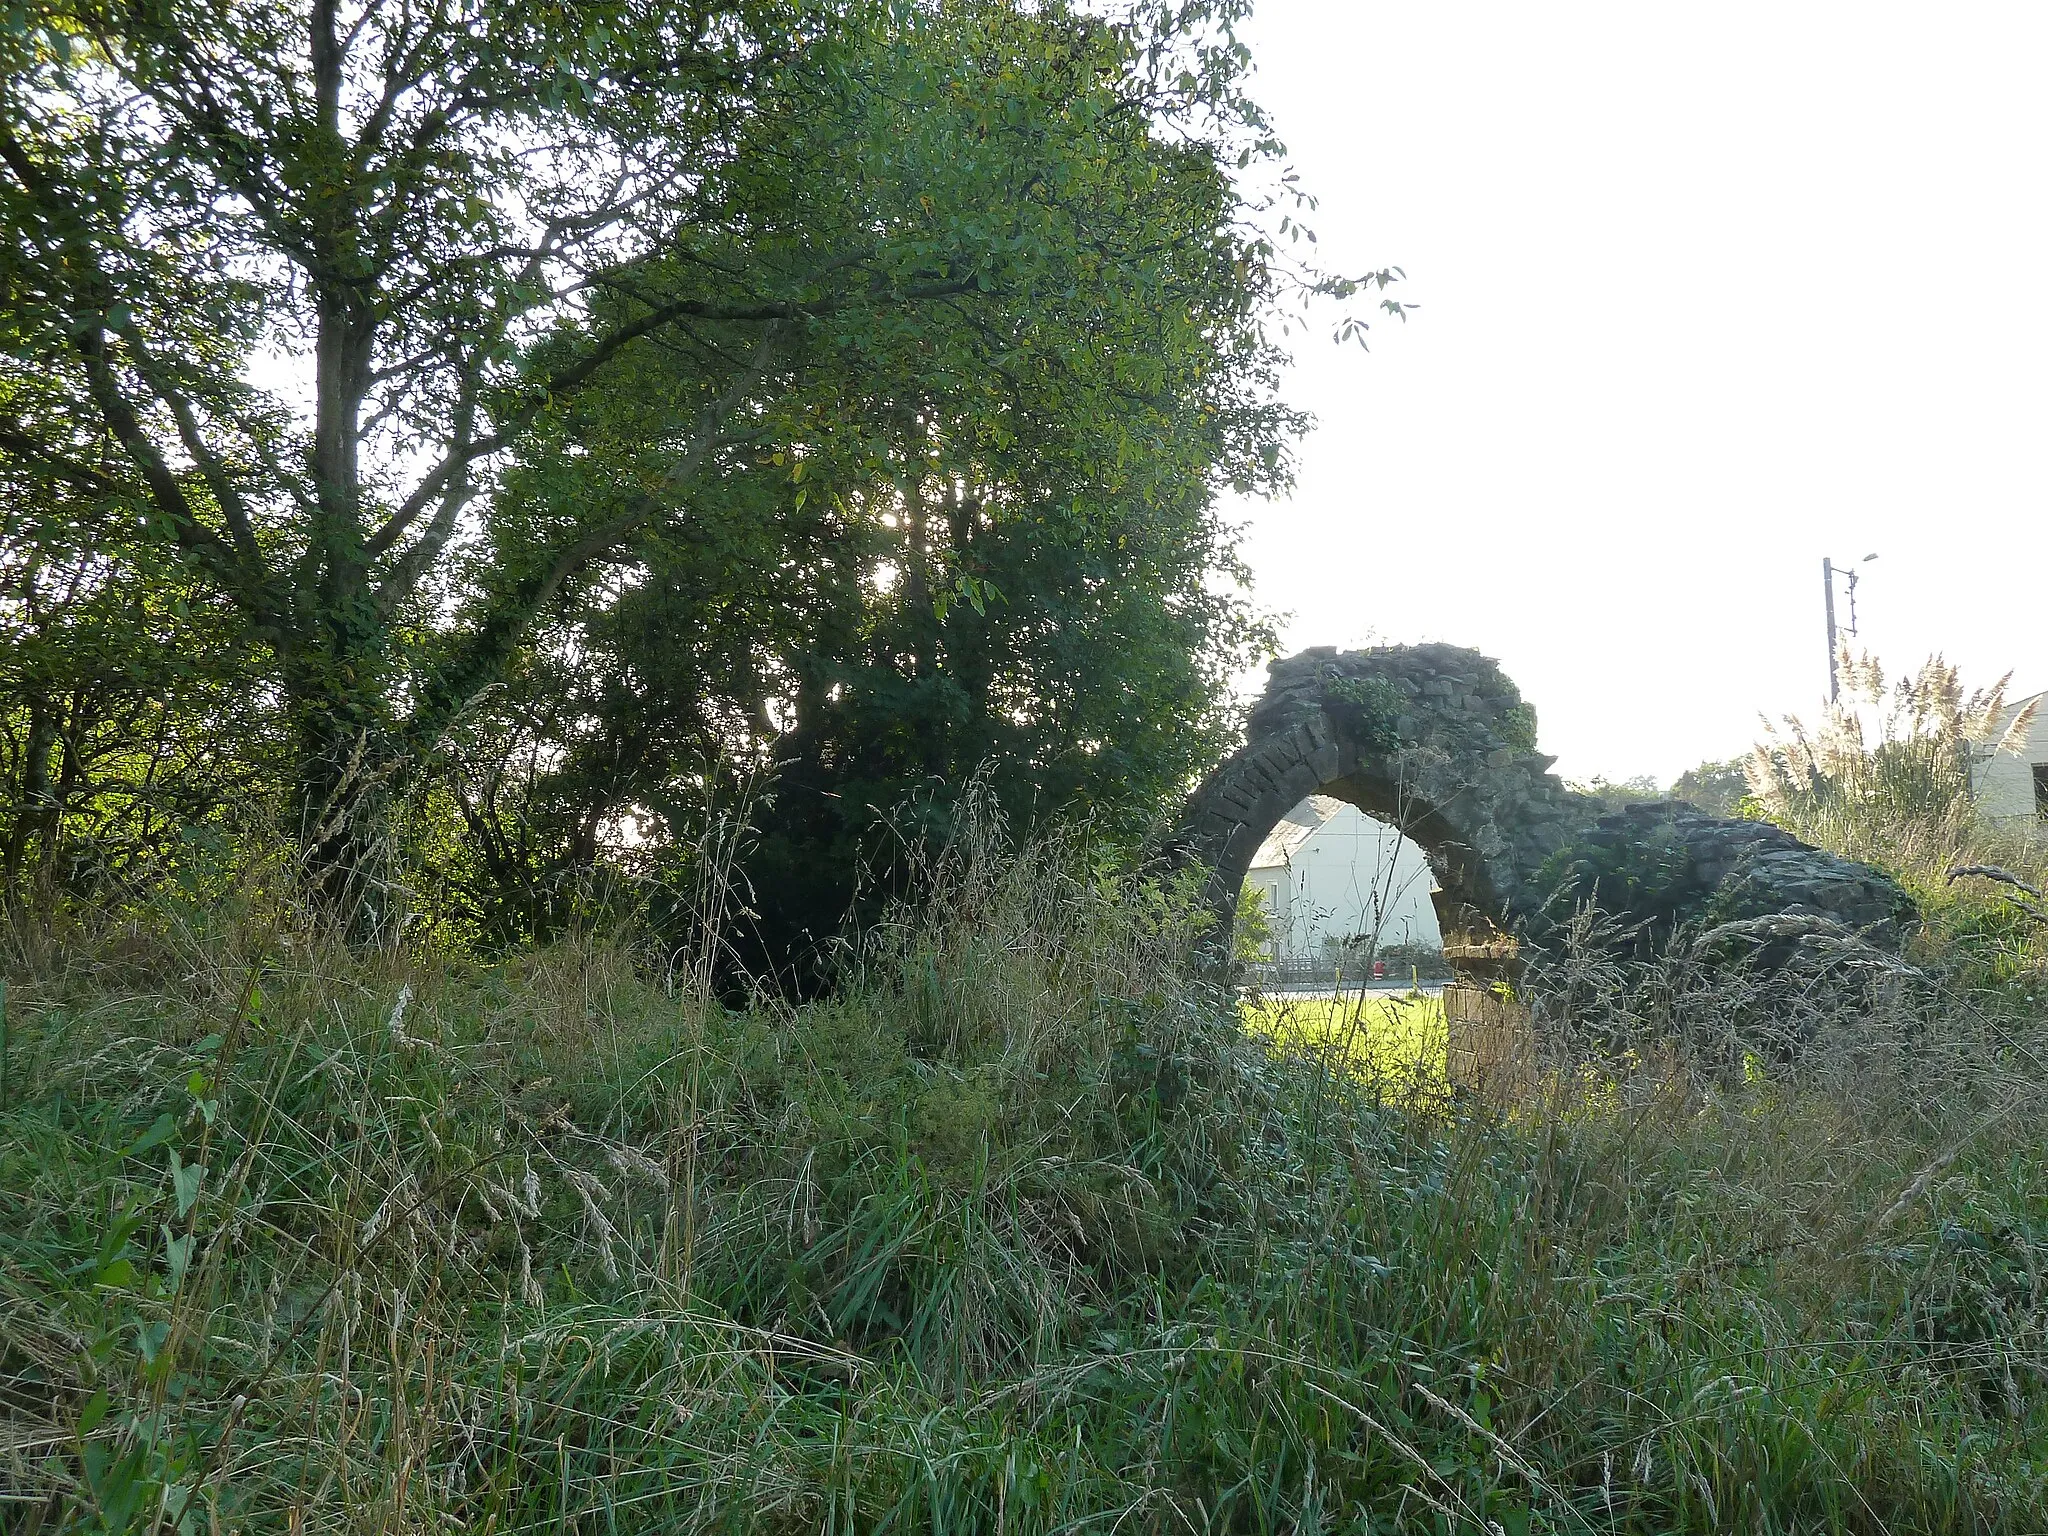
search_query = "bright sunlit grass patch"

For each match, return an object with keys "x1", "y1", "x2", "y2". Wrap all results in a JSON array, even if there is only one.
[{"x1": 1240, "y1": 989, "x2": 1448, "y2": 1083}]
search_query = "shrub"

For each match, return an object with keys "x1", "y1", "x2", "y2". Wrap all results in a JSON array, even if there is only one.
[{"x1": 1748, "y1": 653, "x2": 2037, "y2": 883}]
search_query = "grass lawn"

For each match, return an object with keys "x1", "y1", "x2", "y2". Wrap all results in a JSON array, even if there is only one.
[{"x1": 1241, "y1": 988, "x2": 1448, "y2": 1081}]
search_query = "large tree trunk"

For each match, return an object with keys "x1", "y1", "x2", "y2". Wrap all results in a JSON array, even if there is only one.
[
  {"x1": 3, "y1": 689, "x2": 58, "y2": 895},
  {"x1": 289, "y1": 638, "x2": 399, "y2": 940},
  {"x1": 295, "y1": 4, "x2": 391, "y2": 936}
]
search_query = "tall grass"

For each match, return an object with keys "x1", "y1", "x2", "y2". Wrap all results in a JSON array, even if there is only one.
[
  {"x1": 3, "y1": 809, "x2": 2046, "y2": 1533},
  {"x1": 1748, "y1": 652, "x2": 2039, "y2": 883},
  {"x1": 1747, "y1": 652, "x2": 2048, "y2": 1023}
]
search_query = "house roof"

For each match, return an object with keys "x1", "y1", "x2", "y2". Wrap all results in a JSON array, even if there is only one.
[{"x1": 1248, "y1": 794, "x2": 1343, "y2": 869}]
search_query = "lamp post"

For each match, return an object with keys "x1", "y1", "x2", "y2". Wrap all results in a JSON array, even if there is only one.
[{"x1": 1822, "y1": 553, "x2": 1879, "y2": 703}]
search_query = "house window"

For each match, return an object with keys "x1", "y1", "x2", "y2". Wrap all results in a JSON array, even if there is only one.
[{"x1": 2034, "y1": 764, "x2": 2048, "y2": 819}]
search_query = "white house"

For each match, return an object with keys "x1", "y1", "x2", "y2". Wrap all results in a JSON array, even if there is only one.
[
  {"x1": 1974, "y1": 690, "x2": 2048, "y2": 824},
  {"x1": 1243, "y1": 795, "x2": 1442, "y2": 962}
]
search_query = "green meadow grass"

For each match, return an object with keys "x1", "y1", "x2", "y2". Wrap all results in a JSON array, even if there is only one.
[
  {"x1": 1242, "y1": 989, "x2": 1449, "y2": 1082},
  {"x1": 5, "y1": 845, "x2": 2047, "y2": 1533}
]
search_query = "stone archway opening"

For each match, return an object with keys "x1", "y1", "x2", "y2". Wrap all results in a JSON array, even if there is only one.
[
  {"x1": 1240, "y1": 794, "x2": 1444, "y2": 987},
  {"x1": 1174, "y1": 644, "x2": 1590, "y2": 968}
]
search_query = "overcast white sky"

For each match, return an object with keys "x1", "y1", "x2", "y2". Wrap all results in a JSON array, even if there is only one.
[{"x1": 1224, "y1": 2, "x2": 2048, "y2": 784}]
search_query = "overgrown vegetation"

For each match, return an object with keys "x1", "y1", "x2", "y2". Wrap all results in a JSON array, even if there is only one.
[
  {"x1": 4, "y1": 0, "x2": 2046, "y2": 1527},
  {"x1": 0, "y1": 0, "x2": 1409, "y2": 969},
  {"x1": 1749, "y1": 654, "x2": 2037, "y2": 883},
  {"x1": 5, "y1": 799, "x2": 2047, "y2": 1533},
  {"x1": 1749, "y1": 654, "x2": 2048, "y2": 982}
]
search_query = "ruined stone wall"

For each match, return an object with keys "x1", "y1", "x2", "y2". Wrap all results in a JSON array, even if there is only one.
[
  {"x1": 1175, "y1": 644, "x2": 1592, "y2": 945},
  {"x1": 1526, "y1": 800, "x2": 1917, "y2": 954},
  {"x1": 1173, "y1": 643, "x2": 1915, "y2": 964}
]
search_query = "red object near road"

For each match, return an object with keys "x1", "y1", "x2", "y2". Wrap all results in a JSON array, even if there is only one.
[{"x1": 1372, "y1": 960, "x2": 1387, "y2": 979}]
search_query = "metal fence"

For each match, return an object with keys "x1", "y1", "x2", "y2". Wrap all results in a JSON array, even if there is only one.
[{"x1": 1246, "y1": 949, "x2": 1451, "y2": 989}]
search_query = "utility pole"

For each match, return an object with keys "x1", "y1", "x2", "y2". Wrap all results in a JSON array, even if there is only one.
[
  {"x1": 1823, "y1": 557, "x2": 1840, "y2": 704},
  {"x1": 1822, "y1": 553, "x2": 1878, "y2": 704}
]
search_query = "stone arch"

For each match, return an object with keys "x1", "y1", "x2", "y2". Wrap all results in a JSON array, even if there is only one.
[
  {"x1": 1172, "y1": 642, "x2": 1916, "y2": 970},
  {"x1": 1174, "y1": 644, "x2": 1592, "y2": 951}
]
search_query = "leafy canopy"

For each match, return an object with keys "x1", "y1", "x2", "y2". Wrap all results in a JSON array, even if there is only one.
[{"x1": 0, "y1": 0, "x2": 1396, "y2": 940}]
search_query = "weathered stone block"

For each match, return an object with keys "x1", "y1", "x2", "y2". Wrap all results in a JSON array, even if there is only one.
[{"x1": 1166, "y1": 643, "x2": 1914, "y2": 978}]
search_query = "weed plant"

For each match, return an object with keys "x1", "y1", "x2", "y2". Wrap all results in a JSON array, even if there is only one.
[
  {"x1": 1747, "y1": 652, "x2": 2048, "y2": 1023},
  {"x1": 1750, "y1": 654, "x2": 2041, "y2": 890},
  {"x1": 3, "y1": 813, "x2": 2047, "y2": 1533}
]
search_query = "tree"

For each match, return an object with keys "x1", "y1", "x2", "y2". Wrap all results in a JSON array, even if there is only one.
[
  {"x1": 1569, "y1": 774, "x2": 1665, "y2": 813},
  {"x1": 3, "y1": 0, "x2": 1350, "y2": 915},
  {"x1": 0, "y1": 411, "x2": 278, "y2": 893},
  {"x1": 427, "y1": 1, "x2": 1310, "y2": 969},
  {"x1": 3, "y1": 0, "x2": 1401, "y2": 940},
  {"x1": 1669, "y1": 758, "x2": 1749, "y2": 819},
  {"x1": 1, "y1": 1, "x2": 805, "y2": 915}
]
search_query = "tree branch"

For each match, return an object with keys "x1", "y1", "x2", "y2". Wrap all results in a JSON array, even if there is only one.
[
  {"x1": 111, "y1": 322, "x2": 268, "y2": 574},
  {"x1": 2, "y1": 111, "x2": 286, "y2": 634},
  {"x1": 364, "y1": 274, "x2": 980, "y2": 564},
  {"x1": 401, "y1": 323, "x2": 786, "y2": 752},
  {"x1": 0, "y1": 422, "x2": 121, "y2": 497},
  {"x1": 373, "y1": 383, "x2": 475, "y2": 617},
  {"x1": 72, "y1": 330, "x2": 252, "y2": 605}
]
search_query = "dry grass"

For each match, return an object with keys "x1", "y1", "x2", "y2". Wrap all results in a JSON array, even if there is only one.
[{"x1": 2, "y1": 802, "x2": 2046, "y2": 1533}]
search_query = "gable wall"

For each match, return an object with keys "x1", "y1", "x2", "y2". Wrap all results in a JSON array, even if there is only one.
[
  {"x1": 1975, "y1": 693, "x2": 2048, "y2": 823},
  {"x1": 1262, "y1": 801, "x2": 1442, "y2": 960}
]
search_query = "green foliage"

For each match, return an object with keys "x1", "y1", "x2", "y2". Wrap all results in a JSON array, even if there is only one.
[
  {"x1": 4, "y1": 835, "x2": 2046, "y2": 1533},
  {"x1": 0, "y1": 431, "x2": 280, "y2": 892},
  {"x1": 1234, "y1": 880, "x2": 1275, "y2": 965},
  {"x1": 428, "y1": 1, "x2": 1301, "y2": 961},
  {"x1": 1501, "y1": 698, "x2": 1540, "y2": 754},
  {"x1": 1321, "y1": 673, "x2": 1406, "y2": 751},
  {"x1": 4, "y1": 0, "x2": 823, "y2": 904},
  {"x1": 1568, "y1": 773, "x2": 1665, "y2": 812},
  {"x1": 1671, "y1": 757, "x2": 1752, "y2": 818},
  {"x1": 0, "y1": 0, "x2": 1337, "y2": 935}
]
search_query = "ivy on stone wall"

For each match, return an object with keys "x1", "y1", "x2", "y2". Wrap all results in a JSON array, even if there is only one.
[{"x1": 1320, "y1": 674, "x2": 1406, "y2": 752}]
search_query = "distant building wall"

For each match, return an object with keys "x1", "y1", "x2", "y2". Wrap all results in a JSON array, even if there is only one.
[
  {"x1": 1975, "y1": 692, "x2": 2048, "y2": 825},
  {"x1": 1248, "y1": 797, "x2": 1442, "y2": 961}
]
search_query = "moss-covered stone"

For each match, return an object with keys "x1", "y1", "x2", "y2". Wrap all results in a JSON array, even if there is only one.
[
  {"x1": 1526, "y1": 801, "x2": 1916, "y2": 958},
  {"x1": 1171, "y1": 645, "x2": 1917, "y2": 977}
]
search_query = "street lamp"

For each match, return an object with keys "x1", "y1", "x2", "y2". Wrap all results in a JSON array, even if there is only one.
[{"x1": 1822, "y1": 553, "x2": 1879, "y2": 703}]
